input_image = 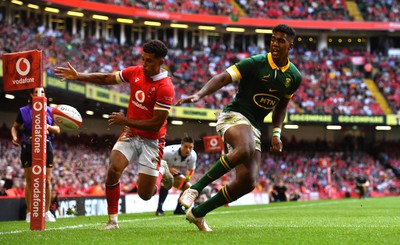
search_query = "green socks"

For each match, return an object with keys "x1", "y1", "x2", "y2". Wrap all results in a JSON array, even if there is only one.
[
  {"x1": 191, "y1": 156, "x2": 234, "y2": 193},
  {"x1": 192, "y1": 185, "x2": 236, "y2": 217}
]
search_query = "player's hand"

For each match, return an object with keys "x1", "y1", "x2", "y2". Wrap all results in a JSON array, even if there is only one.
[
  {"x1": 54, "y1": 62, "x2": 79, "y2": 81},
  {"x1": 270, "y1": 136, "x2": 283, "y2": 153},
  {"x1": 175, "y1": 94, "x2": 201, "y2": 106},
  {"x1": 11, "y1": 137, "x2": 20, "y2": 147},
  {"x1": 169, "y1": 167, "x2": 180, "y2": 175},
  {"x1": 108, "y1": 112, "x2": 126, "y2": 126}
]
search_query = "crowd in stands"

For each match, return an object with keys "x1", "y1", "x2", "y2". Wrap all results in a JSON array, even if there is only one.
[
  {"x1": 87, "y1": 0, "x2": 233, "y2": 16},
  {"x1": 290, "y1": 48, "x2": 389, "y2": 115},
  {"x1": 1, "y1": 124, "x2": 399, "y2": 200},
  {"x1": 88, "y1": 0, "x2": 351, "y2": 20},
  {"x1": 1, "y1": 20, "x2": 399, "y2": 115},
  {"x1": 90, "y1": 0, "x2": 400, "y2": 22},
  {"x1": 356, "y1": 0, "x2": 400, "y2": 22},
  {"x1": 237, "y1": 0, "x2": 351, "y2": 21},
  {"x1": 373, "y1": 56, "x2": 400, "y2": 115}
]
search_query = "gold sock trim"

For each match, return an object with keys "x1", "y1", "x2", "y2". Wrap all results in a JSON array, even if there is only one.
[
  {"x1": 220, "y1": 156, "x2": 232, "y2": 171},
  {"x1": 221, "y1": 185, "x2": 233, "y2": 202}
]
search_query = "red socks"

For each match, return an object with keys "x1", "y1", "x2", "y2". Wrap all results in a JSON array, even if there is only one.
[{"x1": 106, "y1": 182, "x2": 120, "y2": 215}]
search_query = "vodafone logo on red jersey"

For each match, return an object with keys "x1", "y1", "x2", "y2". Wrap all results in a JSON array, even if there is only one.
[
  {"x1": 135, "y1": 90, "x2": 145, "y2": 103},
  {"x1": 16, "y1": 58, "x2": 31, "y2": 76},
  {"x1": 133, "y1": 90, "x2": 149, "y2": 111}
]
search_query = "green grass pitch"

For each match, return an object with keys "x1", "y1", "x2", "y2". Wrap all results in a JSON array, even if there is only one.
[{"x1": 0, "y1": 196, "x2": 399, "y2": 245}]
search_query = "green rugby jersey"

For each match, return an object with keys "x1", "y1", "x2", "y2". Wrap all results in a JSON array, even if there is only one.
[{"x1": 225, "y1": 53, "x2": 302, "y2": 130}]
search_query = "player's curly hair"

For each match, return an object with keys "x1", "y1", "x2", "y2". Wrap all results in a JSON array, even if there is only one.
[
  {"x1": 143, "y1": 40, "x2": 168, "y2": 58},
  {"x1": 273, "y1": 24, "x2": 296, "y2": 41}
]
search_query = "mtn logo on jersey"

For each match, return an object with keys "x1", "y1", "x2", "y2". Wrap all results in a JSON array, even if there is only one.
[{"x1": 253, "y1": 93, "x2": 279, "y2": 110}]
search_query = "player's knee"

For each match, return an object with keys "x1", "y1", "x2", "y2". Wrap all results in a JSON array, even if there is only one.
[
  {"x1": 243, "y1": 181, "x2": 257, "y2": 193},
  {"x1": 238, "y1": 175, "x2": 257, "y2": 193},
  {"x1": 138, "y1": 191, "x2": 152, "y2": 201},
  {"x1": 234, "y1": 145, "x2": 255, "y2": 163},
  {"x1": 107, "y1": 164, "x2": 123, "y2": 180}
]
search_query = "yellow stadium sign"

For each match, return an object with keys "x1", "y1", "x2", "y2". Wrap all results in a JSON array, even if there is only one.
[{"x1": 68, "y1": 82, "x2": 85, "y2": 95}]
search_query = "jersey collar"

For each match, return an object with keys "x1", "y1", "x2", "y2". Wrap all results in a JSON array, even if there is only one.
[
  {"x1": 267, "y1": 53, "x2": 290, "y2": 72},
  {"x1": 151, "y1": 68, "x2": 168, "y2": 81}
]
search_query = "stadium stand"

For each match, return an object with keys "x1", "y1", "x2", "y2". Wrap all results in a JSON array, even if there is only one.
[
  {"x1": 356, "y1": 0, "x2": 400, "y2": 22},
  {"x1": 87, "y1": 0, "x2": 350, "y2": 20},
  {"x1": 1, "y1": 19, "x2": 398, "y2": 114},
  {"x1": 85, "y1": 0, "x2": 400, "y2": 22},
  {"x1": 86, "y1": 0, "x2": 234, "y2": 15},
  {"x1": 236, "y1": 0, "x2": 351, "y2": 20}
]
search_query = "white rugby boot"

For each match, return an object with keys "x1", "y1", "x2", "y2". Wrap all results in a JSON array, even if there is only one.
[
  {"x1": 186, "y1": 207, "x2": 212, "y2": 232},
  {"x1": 179, "y1": 188, "x2": 199, "y2": 208}
]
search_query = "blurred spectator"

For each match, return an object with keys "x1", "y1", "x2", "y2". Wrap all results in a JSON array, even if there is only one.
[
  {"x1": 355, "y1": 171, "x2": 370, "y2": 199},
  {"x1": 50, "y1": 189, "x2": 63, "y2": 218},
  {"x1": 0, "y1": 180, "x2": 7, "y2": 196},
  {"x1": 270, "y1": 180, "x2": 288, "y2": 202}
]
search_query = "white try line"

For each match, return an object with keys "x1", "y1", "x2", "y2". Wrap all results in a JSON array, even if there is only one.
[{"x1": 0, "y1": 216, "x2": 170, "y2": 235}]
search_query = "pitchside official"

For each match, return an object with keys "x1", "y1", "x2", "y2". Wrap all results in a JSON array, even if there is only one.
[
  {"x1": 156, "y1": 137, "x2": 197, "y2": 216},
  {"x1": 11, "y1": 87, "x2": 60, "y2": 222}
]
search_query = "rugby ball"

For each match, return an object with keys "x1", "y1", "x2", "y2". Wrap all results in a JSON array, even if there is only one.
[{"x1": 51, "y1": 104, "x2": 82, "y2": 130}]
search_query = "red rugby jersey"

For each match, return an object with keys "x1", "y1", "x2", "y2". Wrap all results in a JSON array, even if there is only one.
[{"x1": 116, "y1": 66, "x2": 174, "y2": 139}]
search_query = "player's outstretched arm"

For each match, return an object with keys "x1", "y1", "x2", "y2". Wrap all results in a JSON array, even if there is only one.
[
  {"x1": 175, "y1": 71, "x2": 232, "y2": 106},
  {"x1": 54, "y1": 62, "x2": 118, "y2": 85}
]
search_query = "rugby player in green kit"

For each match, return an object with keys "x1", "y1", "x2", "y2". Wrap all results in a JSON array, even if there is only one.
[{"x1": 175, "y1": 24, "x2": 302, "y2": 231}]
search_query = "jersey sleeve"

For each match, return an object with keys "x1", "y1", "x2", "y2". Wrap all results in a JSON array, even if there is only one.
[
  {"x1": 154, "y1": 80, "x2": 174, "y2": 112},
  {"x1": 47, "y1": 107, "x2": 55, "y2": 126},
  {"x1": 115, "y1": 66, "x2": 138, "y2": 84},
  {"x1": 226, "y1": 57, "x2": 254, "y2": 83},
  {"x1": 16, "y1": 111, "x2": 23, "y2": 124}
]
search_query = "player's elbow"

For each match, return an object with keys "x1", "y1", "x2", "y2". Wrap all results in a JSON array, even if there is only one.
[
  {"x1": 148, "y1": 125, "x2": 162, "y2": 132},
  {"x1": 149, "y1": 122, "x2": 165, "y2": 132}
]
